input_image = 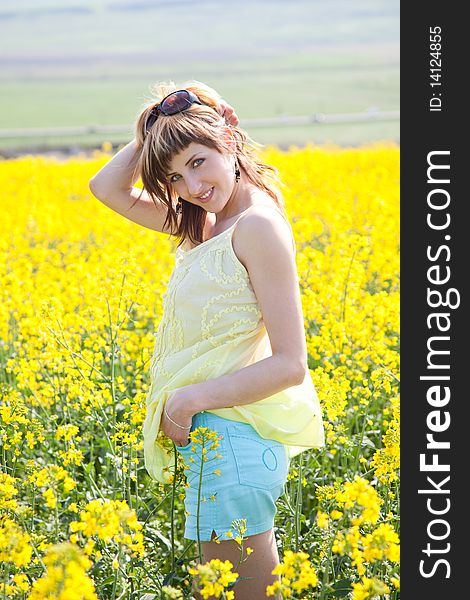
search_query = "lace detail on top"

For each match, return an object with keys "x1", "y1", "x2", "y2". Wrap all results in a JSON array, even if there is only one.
[
  {"x1": 149, "y1": 264, "x2": 187, "y2": 380},
  {"x1": 150, "y1": 204, "x2": 295, "y2": 382},
  {"x1": 150, "y1": 219, "x2": 262, "y2": 384}
]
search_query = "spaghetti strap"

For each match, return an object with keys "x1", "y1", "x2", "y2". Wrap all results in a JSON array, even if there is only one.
[{"x1": 179, "y1": 203, "x2": 297, "y2": 255}]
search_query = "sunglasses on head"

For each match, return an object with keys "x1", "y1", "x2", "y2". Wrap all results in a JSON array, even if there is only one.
[{"x1": 145, "y1": 89, "x2": 203, "y2": 134}]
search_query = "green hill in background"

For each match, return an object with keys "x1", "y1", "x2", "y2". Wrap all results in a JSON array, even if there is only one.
[{"x1": 0, "y1": 0, "x2": 399, "y2": 151}]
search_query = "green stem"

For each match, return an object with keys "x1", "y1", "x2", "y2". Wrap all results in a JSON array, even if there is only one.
[
  {"x1": 84, "y1": 469, "x2": 107, "y2": 501},
  {"x1": 340, "y1": 248, "x2": 358, "y2": 322},
  {"x1": 134, "y1": 448, "x2": 139, "y2": 509},
  {"x1": 281, "y1": 488, "x2": 297, "y2": 517},
  {"x1": 294, "y1": 453, "x2": 303, "y2": 552},
  {"x1": 234, "y1": 539, "x2": 245, "y2": 571},
  {"x1": 54, "y1": 491, "x2": 59, "y2": 541},
  {"x1": 106, "y1": 299, "x2": 117, "y2": 425},
  {"x1": 91, "y1": 405, "x2": 116, "y2": 453},
  {"x1": 126, "y1": 449, "x2": 132, "y2": 510},
  {"x1": 111, "y1": 549, "x2": 120, "y2": 600},
  {"x1": 51, "y1": 319, "x2": 106, "y2": 382},
  {"x1": 352, "y1": 386, "x2": 376, "y2": 476},
  {"x1": 121, "y1": 445, "x2": 125, "y2": 499},
  {"x1": 196, "y1": 440, "x2": 205, "y2": 564},
  {"x1": 1, "y1": 444, "x2": 6, "y2": 472},
  {"x1": 319, "y1": 523, "x2": 339, "y2": 599},
  {"x1": 141, "y1": 487, "x2": 176, "y2": 528},
  {"x1": 2, "y1": 562, "x2": 9, "y2": 600},
  {"x1": 170, "y1": 444, "x2": 178, "y2": 572},
  {"x1": 30, "y1": 487, "x2": 36, "y2": 532}
]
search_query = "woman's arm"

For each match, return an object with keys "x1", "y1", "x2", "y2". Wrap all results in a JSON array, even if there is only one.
[
  {"x1": 162, "y1": 207, "x2": 307, "y2": 445},
  {"x1": 89, "y1": 138, "x2": 142, "y2": 192},
  {"x1": 193, "y1": 207, "x2": 307, "y2": 402},
  {"x1": 88, "y1": 139, "x2": 172, "y2": 233}
]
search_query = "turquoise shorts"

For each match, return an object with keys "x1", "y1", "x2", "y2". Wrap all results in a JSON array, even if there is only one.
[{"x1": 175, "y1": 411, "x2": 290, "y2": 542}]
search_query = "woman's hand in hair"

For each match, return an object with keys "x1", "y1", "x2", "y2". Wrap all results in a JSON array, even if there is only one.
[{"x1": 218, "y1": 100, "x2": 239, "y2": 126}]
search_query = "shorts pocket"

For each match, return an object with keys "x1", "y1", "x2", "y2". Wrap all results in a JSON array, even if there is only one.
[{"x1": 227, "y1": 426, "x2": 289, "y2": 491}]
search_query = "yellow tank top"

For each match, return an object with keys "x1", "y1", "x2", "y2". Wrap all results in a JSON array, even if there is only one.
[{"x1": 143, "y1": 205, "x2": 325, "y2": 483}]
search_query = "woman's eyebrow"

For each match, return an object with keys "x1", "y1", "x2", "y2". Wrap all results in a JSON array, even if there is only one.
[{"x1": 167, "y1": 154, "x2": 199, "y2": 178}]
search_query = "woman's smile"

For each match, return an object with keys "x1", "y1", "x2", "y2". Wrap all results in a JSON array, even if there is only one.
[
  {"x1": 168, "y1": 143, "x2": 240, "y2": 213},
  {"x1": 197, "y1": 186, "x2": 214, "y2": 203}
]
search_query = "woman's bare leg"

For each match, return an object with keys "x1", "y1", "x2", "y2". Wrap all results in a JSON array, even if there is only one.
[{"x1": 191, "y1": 528, "x2": 281, "y2": 600}]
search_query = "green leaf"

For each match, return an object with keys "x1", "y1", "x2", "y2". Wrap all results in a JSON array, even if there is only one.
[
  {"x1": 144, "y1": 526, "x2": 171, "y2": 550},
  {"x1": 361, "y1": 435, "x2": 377, "y2": 449},
  {"x1": 163, "y1": 570, "x2": 176, "y2": 585},
  {"x1": 328, "y1": 578, "x2": 353, "y2": 597}
]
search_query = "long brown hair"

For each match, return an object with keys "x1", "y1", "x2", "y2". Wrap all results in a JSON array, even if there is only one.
[{"x1": 133, "y1": 80, "x2": 285, "y2": 247}]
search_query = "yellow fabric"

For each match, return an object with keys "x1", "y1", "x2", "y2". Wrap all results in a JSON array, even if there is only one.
[{"x1": 143, "y1": 206, "x2": 325, "y2": 483}]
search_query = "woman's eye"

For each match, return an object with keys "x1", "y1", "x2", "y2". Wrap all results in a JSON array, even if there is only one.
[{"x1": 169, "y1": 159, "x2": 203, "y2": 183}]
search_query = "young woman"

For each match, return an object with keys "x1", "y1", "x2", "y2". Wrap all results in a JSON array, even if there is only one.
[{"x1": 89, "y1": 81, "x2": 324, "y2": 599}]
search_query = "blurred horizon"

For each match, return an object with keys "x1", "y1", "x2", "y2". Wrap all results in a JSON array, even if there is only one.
[{"x1": 0, "y1": 0, "x2": 399, "y2": 153}]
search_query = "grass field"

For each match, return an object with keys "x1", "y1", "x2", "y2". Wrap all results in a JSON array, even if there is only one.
[{"x1": 0, "y1": 0, "x2": 399, "y2": 150}]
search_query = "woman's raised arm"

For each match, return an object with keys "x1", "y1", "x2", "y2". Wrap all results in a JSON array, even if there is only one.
[{"x1": 88, "y1": 139, "x2": 172, "y2": 233}]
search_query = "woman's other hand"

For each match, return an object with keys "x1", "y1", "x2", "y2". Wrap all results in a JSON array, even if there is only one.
[
  {"x1": 160, "y1": 387, "x2": 197, "y2": 447},
  {"x1": 218, "y1": 100, "x2": 239, "y2": 126}
]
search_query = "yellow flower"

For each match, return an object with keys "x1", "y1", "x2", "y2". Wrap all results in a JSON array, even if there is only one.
[
  {"x1": 351, "y1": 576, "x2": 390, "y2": 600},
  {"x1": 0, "y1": 472, "x2": 19, "y2": 511},
  {"x1": 335, "y1": 476, "x2": 382, "y2": 525},
  {"x1": 317, "y1": 511, "x2": 329, "y2": 529},
  {"x1": 43, "y1": 487, "x2": 57, "y2": 508},
  {"x1": 0, "y1": 517, "x2": 33, "y2": 567},
  {"x1": 28, "y1": 542, "x2": 97, "y2": 600},
  {"x1": 189, "y1": 558, "x2": 238, "y2": 599},
  {"x1": 69, "y1": 498, "x2": 144, "y2": 558},
  {"x1": 362, "y1": 523, "x2": 400, "y2": 564},
  {"x1": 371, "y1": 396, "x2": 400, "y2": 484},
  {"x1": 267, "y1": 550, "x2": 317, "y2": 597}
]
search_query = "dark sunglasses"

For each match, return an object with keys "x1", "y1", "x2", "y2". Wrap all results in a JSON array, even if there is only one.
[{"x1": 145, "y1": 89, "x2": 203, "y2": 133}]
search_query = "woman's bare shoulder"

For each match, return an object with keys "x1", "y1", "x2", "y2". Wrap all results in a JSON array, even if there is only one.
[
  {"x1": 232, "y1": 199, "x2": 295, "y2": 269},
  {"x1": 240, "y1": 200, "x2": 288, "y2": 223},
  {"x1": 237, "y1": 190, "x2": 292, "y2": 235}
]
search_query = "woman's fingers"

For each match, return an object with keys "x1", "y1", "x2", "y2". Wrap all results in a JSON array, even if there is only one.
[
  {"x1": 219, "y1": 100, "x2": 239, "y2": 126},
  {"x1": 177, "y1": 436, "x2": 190, "y2": 448},
  {"x1": 160, "y1": 410, "x2": 191, "y2": 447}
]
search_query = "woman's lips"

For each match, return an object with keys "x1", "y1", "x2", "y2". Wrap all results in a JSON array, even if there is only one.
[{"x1": 198, "y1": 187, "x2": 214, "y2": 203}]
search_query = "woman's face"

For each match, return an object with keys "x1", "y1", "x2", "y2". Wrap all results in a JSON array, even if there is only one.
[{"x1": 166, "y1": 142, "x2": 236, "y2": 211}]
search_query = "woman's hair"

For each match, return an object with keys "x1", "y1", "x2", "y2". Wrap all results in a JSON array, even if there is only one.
[{"x1": 133, "y1": 80, "x2": 285, "y2": 247}]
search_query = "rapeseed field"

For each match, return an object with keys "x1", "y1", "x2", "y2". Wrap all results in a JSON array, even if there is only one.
[{"x1": 0, "y1": 143, "x2": 399, "y2": 599}]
